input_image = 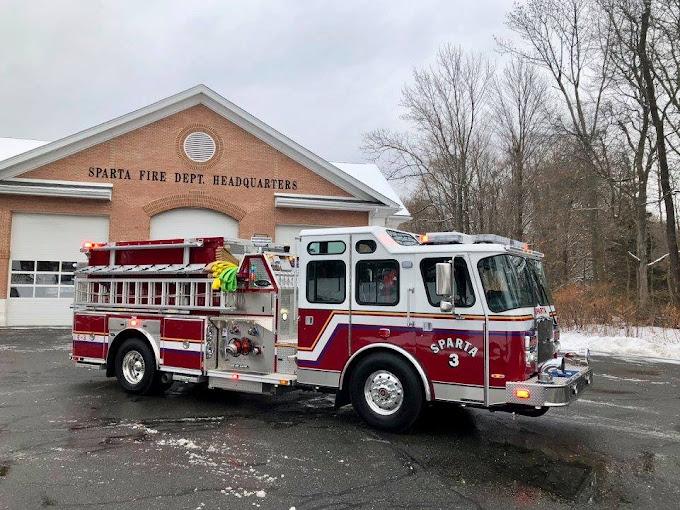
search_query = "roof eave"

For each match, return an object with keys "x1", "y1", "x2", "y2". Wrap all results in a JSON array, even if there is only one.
[
  {"x1": 274, "y1": 193, "x2": 397, "y2": 213},
  {"x1": 0, "y1": 179, "x2": 112, "y2": 200}
]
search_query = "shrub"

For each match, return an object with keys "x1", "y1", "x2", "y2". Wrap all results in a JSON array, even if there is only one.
[{"x1": 553, "y1": 283, "x2": 680, "y2": 330}]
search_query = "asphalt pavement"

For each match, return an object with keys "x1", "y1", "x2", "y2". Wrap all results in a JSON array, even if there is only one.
[{"x1": 1, "y1": 328, "x2": 679, "y2": 509}]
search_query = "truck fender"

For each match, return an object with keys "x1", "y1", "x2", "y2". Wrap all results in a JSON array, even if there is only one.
[
  {"x1": 338, "y1": 343, "x2": 432, "y2": 401},
  {"x1": 106, "y1": 328, "x2": 161, "y2": 376}
]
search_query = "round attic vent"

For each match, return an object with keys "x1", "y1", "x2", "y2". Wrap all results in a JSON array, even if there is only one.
[{"x1": 183, "y1": 131, "x2": 216, "y2": 163}]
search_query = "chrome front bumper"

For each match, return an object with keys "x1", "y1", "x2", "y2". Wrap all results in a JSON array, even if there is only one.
[{"x1": 505, "y1": 365, "x2": 594, "y2": 407}]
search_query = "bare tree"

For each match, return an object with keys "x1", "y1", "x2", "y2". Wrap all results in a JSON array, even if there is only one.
[
  {"x1": 598, "y1": 0, "x2": 658, "y2": 309},
  {"x1": 363, "y1": 44, "x2": 494, "y2": 233},
  {"x1": 501, "y1": 0, "x2": 613, "y2": 280},
  {"x1": 492, "y1": 57, "x2": 550, "y2": 239},
  {"x1": 638, "y1": 0, "x2": 680, "y2": 301},
  {"x1": 642, "y1": 0, "x2": 680, "y2": 301}
]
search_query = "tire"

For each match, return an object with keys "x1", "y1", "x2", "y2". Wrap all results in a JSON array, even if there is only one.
[
  {"x1": 350, "y1": 352, "x2": 424, "y2": 432},
  {"x1": 114, "y1": 338, "x2": 157, "y2": 395},
  {"x1": 150, "y1": 373, "x2": 173, "y2": 394}
]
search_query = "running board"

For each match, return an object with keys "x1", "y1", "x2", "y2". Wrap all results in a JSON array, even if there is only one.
[{"x1": 206, "y1": 370, "x2": 297, "y2": 394}]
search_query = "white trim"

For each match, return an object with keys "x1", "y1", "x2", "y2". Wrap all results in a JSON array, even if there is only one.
[
  {"x1": 5, "y1": 177, "x2": 113, "y2": 188},
  {"x1": 274, "y1": 193, "x2": 394, "y2": 213},
  {"x1": 0, "y1": 85, "x2": 400, "y2": 210},
  {"x1": 0, "y1": 179, "x2": 112, "y2": 200}
]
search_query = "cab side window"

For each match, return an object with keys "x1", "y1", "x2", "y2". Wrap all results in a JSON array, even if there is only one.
[
  {"x1": 420, "y1": 257, "x2": 475, "y2": 308},
  {"x1": 306, "y1": 260, "x2": 345, "y2": 304},
  {"x1": 356, "y1": 259, "x2": 399, "y2": 306}
]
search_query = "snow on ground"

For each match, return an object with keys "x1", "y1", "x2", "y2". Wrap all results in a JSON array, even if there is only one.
[{"x1": 560, "y1": 325, "x2": 680, "y2": 362}]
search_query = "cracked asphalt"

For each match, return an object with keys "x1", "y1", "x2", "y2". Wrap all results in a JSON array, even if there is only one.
[{"x1": 1, "y1": 329, "x2": 679, "y2": 509}]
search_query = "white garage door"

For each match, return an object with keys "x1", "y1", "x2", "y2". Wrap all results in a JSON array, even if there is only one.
[
  {"x1": 7, "y1": 213, "x2": 109, "y2": 326},
  {"x1": 150, "y1": 208, "x2": 239, "y2": 240},
  {"x1": 275, "y1": 225, "x2": 342, "y2": 253}
]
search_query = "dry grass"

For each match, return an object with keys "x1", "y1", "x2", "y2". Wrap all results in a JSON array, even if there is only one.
[{"x1": 554, "y1": 283, "x2": 680, "y2": 329}]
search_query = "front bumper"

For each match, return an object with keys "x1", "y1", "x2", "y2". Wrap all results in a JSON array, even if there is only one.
[{"x1": 505, "y1": 364, "x2": 593, "y2": 407}]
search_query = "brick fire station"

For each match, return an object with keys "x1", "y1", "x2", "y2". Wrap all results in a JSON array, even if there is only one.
[{"x1": 0, "y1": 85, "x2": 409, "y2": 327}]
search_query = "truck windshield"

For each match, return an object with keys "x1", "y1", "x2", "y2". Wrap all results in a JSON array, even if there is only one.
[{"x1": 477, "y1": 255, "x2": 553, "y2": 312}]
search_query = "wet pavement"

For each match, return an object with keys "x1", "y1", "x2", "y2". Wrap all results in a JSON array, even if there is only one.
[{"x1": 1, "y1": 328, "x2": 679, "y2": 509}]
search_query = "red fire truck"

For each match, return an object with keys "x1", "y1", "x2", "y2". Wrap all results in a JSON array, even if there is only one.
[{"x1": 71, "y1": 227, "x2": 592, "y2": 431}]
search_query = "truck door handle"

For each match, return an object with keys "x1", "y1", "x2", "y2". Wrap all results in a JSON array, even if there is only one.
[{"x1": 305, "y1": 316, "x2": 314, "y2": 326}]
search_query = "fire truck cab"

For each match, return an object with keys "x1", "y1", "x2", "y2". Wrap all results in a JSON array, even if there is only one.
[{"x1": 71, "y1": 226, "x2": 592, "y2": 432}]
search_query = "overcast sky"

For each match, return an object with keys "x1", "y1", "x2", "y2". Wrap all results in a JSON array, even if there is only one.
[{"x1": 0, "y1": 0, "x2": 515, "y2": 163}]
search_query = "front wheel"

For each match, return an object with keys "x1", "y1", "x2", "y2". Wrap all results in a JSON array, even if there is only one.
[
  {"x1": 350, "y1": 352, "x2": 424, "y2": 432},
  {"x1": 114, "y1": 338, "x2": 157, "y2": 395}
]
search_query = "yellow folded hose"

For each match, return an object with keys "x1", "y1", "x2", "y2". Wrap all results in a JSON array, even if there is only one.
[{"x1": 207, "y1": 261, "x2": 238, "y2": 292}]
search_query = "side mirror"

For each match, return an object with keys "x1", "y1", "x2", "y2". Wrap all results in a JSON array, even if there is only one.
[{"x1": 435, "y1": 263, "x2": 452, "y2": 296}]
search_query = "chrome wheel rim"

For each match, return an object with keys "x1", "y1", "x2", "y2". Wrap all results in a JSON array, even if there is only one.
[
  {"x1": 122, "y1": 350, "x2": 145, "y2": 385},
  {"x1": 364, "y1": 370, "x2": 404, "y2": 416}
]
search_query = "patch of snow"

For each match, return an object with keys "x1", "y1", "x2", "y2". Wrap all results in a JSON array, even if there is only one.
[
  {"x1": 578, "y1": 399, "x2": 659, "y2": 414},
  {"x1": 157, "y1": 438, "x2": 199, "y2": 449},
  {"x1": 598, "y1": 373, "x2": 650, "y2": 383},
  {"x1": 255, "y1": 490, "x2": 266, "y2": 498},
  {"x1": 129, "y1": 423, "x2": 158, "y2": 434},
  {"x1": 330, "y1": 161, "x2": 409, "y2": 216},
  {"x1": 560, "y1": 326, "x2": 680, "y2": 362},
  {"x1": 0, "y1": 343, "x2": 71, "y2": 353}
]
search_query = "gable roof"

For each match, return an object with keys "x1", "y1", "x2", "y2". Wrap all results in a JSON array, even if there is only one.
[
  {"x1": 0, "y1": 136, "x2": 409, "y2": 218},
  {"x1": 0, "y1": 85, "x2": 402, "y2": 212}
]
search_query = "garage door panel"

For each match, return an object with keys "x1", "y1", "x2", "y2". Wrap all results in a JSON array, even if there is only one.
[
  {"x1": 150, "y1": 208, "x2": 239, "y2": 240},
  {"x1": 7, "y1": 213, "x2": 109, "y2": 327}
]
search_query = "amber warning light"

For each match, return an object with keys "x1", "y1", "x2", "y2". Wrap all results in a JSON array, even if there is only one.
[
  {"x1": 514, "y1": 389, "x2": 531, "y2": 399},
  {"x1": 80, "y1": 240, "x2": 105, "y2": 253}
]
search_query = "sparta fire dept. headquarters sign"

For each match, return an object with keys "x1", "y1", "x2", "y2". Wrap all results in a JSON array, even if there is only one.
[{"x1": 88, "y1": 166, "x2": 299, "y2": 190}]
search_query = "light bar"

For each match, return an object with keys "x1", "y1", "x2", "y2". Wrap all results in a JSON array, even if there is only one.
[
  {"x1": 473, "y1": 234, "x2": 527, "y2": 249},
  {"x1": 420, "y1": 231, "x2": 544, "y2": 257},
  {"x1": 422, "y1": 232, "x2": 473, "y2": 245}
]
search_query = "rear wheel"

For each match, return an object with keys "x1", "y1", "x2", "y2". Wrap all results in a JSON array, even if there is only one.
[
  {"x1": 115, "y1": 338, "x2": 157, "y2": 395},
  {"x1": 350, "y1": 352, "x2": 424, "y2": 432}
]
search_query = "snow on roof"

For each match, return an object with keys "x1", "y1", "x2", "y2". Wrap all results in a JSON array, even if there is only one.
[
  {"x1": 0, "y1": 137, "x2": 48, "y2": 161},
  {"x1": 0, "y1": 138, "x2": 409, "y2": 218},
  {"x1": 330, "y1": 162, "x2": 410, "y2": 217}
]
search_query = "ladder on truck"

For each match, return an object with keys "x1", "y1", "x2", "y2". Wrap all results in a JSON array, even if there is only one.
[
  {"x1": 74, "y1": 238, "x2": 240, "y2": 314},
  {"x1": 74, "y1": 271, "x2": 240, "y2": 313}
]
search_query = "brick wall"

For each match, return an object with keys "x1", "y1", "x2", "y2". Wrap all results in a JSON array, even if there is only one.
[{"x1": 0, "y1": 105, "x2": 369, "y2": 299}]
